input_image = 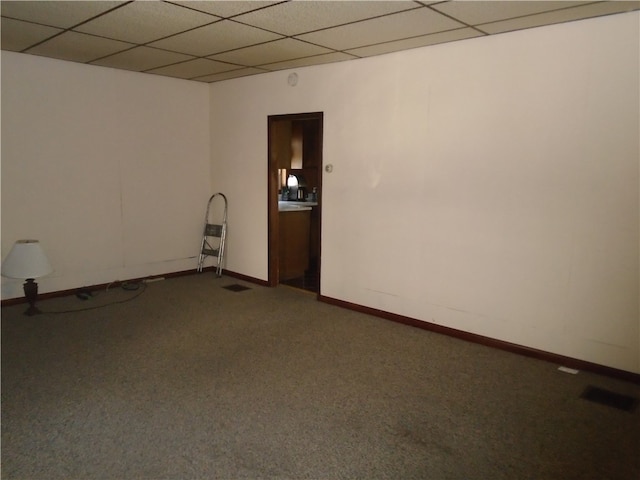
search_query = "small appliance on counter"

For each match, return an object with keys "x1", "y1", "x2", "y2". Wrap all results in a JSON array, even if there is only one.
[
  {"x1": 286, "y1": 173, "x2": 307, "y2": 201},
  {"x1": 306, "y1": 187, "x2": 318, "y2": 202}
]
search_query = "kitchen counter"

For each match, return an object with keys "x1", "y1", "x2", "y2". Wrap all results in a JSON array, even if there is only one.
[{"x1": 278, "y1": 201, "x2": 318, "y2": 212}]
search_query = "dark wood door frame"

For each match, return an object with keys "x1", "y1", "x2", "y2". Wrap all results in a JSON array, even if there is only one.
[{"x1": 268, "y1": 112, "x2": 323, "y2": 293}]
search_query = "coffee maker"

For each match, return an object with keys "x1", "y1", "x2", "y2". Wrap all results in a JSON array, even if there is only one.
[{"x1": 286, "y1": 174, "x2": 306, "y2": 201}]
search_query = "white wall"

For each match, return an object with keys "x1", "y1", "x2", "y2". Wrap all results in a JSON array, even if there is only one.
[
  {"x1": 209, "y1": 13, "x2": 639, "y2": 373},
  {"x1": 1, "y1": 52, "x2": 210, "y2": 299}
]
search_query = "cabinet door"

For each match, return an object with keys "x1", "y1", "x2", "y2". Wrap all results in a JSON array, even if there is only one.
[
  {"x1": 291, "y1": 122, "x2": 303, "y2": 169},
  {"x1": 279, "y1": 211, "x2": 310, "y2": 280},
  {"x1": 301, "y1": 120, "x2": 319, "y2": 168},
  {"x1": 271, "y1": 120, "x2": 292, "y2": 169}
]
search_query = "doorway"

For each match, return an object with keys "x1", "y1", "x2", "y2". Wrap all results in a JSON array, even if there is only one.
[{"x1": 268, "y1": 112, "x2": 323, "y2": 294}]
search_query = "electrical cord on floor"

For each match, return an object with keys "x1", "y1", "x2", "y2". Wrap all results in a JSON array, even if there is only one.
[{"x1": 42, "y1": 281, "x2": 147, "y2": 314}]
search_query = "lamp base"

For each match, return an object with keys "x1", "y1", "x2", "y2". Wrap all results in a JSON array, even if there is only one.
[
  {"x1": 24, "y1": 305, "x2": 43, "y2": 316},
  {"x1": 23, "y1": 278, "x2": 42, "y2": 316}
]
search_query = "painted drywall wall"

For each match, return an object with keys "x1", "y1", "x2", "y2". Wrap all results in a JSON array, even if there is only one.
[
  {"x1": 209, "y1": 13, "x2": 639, "y2": 373},
  {"x1": 1, "y1": 52, "x2": 210, "y2": 299}
]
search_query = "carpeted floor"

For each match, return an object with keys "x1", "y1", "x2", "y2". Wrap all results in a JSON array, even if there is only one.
[{"x1": 2, "y1": 274, "x2": 639, "y2": 479}]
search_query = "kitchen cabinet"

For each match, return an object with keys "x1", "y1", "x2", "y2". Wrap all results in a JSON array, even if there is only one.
[
  {"x1": 290, "y1": 120, "x2": 320, "y2": 170},
  {"x1": 271, "y1": 119, "x2": 292, "y2": 169},
  {"x1": 279, "y1": 210, "x2": 310, "y2": 280},
  {"x1": 291, "y1": 122, "x2": 303, "y2": 169}
]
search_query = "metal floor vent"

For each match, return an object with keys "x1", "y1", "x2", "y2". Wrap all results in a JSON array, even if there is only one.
[
  {"x1": 222, "y1": 284, "x2": 251, "y2": 292},
  {"x1": 580, "y1": 386, "x2": 639, "y2": 412}
]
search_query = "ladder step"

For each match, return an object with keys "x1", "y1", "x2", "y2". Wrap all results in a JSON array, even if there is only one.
[
  {"x1": 201, "y1": 248, "x2": 219, "y2": 257},
  {"x1": 205, "y1": 224, "x2": 223, "y2": 237}
]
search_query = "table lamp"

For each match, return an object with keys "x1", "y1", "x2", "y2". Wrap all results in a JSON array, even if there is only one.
[{"x1": 2, "y1": 239, "x2": 53, "y2": 315}]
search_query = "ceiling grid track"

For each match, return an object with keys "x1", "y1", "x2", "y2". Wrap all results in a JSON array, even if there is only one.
[{"x1": 1, "y1": 0, "x2": 638, "y2": 83}]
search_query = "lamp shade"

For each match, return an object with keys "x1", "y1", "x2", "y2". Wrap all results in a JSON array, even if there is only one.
[{"x1": 1, "y1": 239, "x2": 53, "y2": 279}]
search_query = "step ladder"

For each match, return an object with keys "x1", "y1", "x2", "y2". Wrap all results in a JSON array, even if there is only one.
[{"x1": 197, "y1": 193, "x2": 227, "y2": 277}]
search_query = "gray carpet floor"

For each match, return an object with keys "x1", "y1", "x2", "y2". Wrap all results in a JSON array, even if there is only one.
[{"x1": 2, "y1": 274, "x2": 639, "y2": 480}]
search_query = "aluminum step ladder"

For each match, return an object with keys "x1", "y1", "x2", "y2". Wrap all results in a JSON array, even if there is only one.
[{"x1": 197, "y1": 193, "x2": 227, "y2": 276}]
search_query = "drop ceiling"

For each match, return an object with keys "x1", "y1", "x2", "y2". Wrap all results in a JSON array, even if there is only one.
[{"x1": 1, "y1": 0, "x2": 638, "y2": 83}]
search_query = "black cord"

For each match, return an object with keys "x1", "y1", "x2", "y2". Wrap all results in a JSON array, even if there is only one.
[{"x1": 42, "y1": 282, "x2": 147, "y2": 314}]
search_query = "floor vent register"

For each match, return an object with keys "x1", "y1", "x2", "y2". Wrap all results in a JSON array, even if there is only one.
[
  {"x1": 223, "y1": 284, "x2": 252, "y2": 292},
  {"x1": 580, "y1": 386, "x2": 639, "y2": 412}
]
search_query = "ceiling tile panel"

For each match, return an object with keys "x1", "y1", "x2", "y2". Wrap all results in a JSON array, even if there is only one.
[
  {"x1": 209, "y1": 38, "x2": 332, "y2": 66},
  {"x1": 149, "y1": 19, "x2": 282, "y2": 56},
  {"x1": 147, "y1": 58, "x2": 238, "y2": 79},
  {"x1": 91, "y1": 46, "x2": 195, "y2": 71},
  {"x1": 430, "y1": 1, "x2": 590, "y2": 26},
  {"x1": 0, "y1": 17, "x2": 62, "y2": 51},
  {"x1": 26, "y1": 31, "x2": 134, "y2": 63},
  {"x1": 261, "y1": 52, "x2": 357, "y2": 71},
  {"x1": 346, "y1": 27, "x2": 485, "y2": 57},
  {"x1": 296, "y1": 7, "x2": 466, "y2": 51},
  {"x1": 478, "y1": 1, "x2": 640, "y2": 34},
  {"x1": 2, "y1": 1, "x2": 639, "y2": 83},
  {"x1": 0, "y1": 0, "x2": 125, "y2": 28},
  {"x1": 170, "y1": 1, "x2": 281, "y2": 19},
  {"x1": 232, "y1": 1, "x2": 419, "y2": 36},
  {"x1": 193, "y1": 67, "x2": 268, "y2": 82},
  {"x1": 75, "y1": 1, "x2": 218, "y2": 44}
]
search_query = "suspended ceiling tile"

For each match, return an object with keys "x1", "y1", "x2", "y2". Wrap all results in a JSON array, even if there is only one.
[
  {"x1": 193, "y1": 67, "x2": 268, "y2": 82},
  {"x1": 171, "y1": 1, "x2": 281, "y2": 18},
  {"x1": 26, "y1": 31, "x2": 134, "y2": 63},
  {"x1": 75, "y1": 1, "x2": 218, "y2": 44},
  {"x1": 0, "y1": 17, "x2": 62, "y2": 52},
  {"x1": 90, "y1": 46, "x2": 195, "y2": 72},
  {"x1": 148, "y1": 19, "x2": 282, "y2": 57},
  {"x1": 209, "y1": 38, "x2": 332, "y2": 66},
  {"x1": 0, "y1": 0, "x2": 125, "y2": 29},
  {"x1": 147, "y1": 58, "x2": 237, "y2": 79},
  {"x1": 478, "y1": 2, "x2": 640, "y2": 34},
  {"x1": 2, "y1": 0, "x2": 638, "y2": 83},
  {"x1": 261, "y1": 52, "x2": 357, "y2": 71},
  {"x1": 232, "y1": 1, "x2": 418, "y2": 36},
  {"x1": 346, "y1": 28, "x2": 486, "y2": 57},
  {"x1": 296, "y1": 7, "x2": 466, "y2": 51},
  {"x1": 430, "y1": 1, "x2": 590, "y2": 26}
]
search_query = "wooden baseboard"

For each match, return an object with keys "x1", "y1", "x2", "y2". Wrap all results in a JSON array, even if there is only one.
[
  {"x1": 4, "y1": 271, "x2": 636, "y2": 384},
  {"x1": 0, "y1": 268, "x2": 268, "y2": 307},
  {"x1": 222, "y1": 269, "x2": 269, "y2": 287},
  {"x1": 318, "y1": 294, "x2": 640, "y2": 385}
]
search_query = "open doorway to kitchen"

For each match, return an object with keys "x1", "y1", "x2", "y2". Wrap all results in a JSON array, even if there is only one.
[{"x1": 268, "y1": 112, "x2": 323, "y2": 294}]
